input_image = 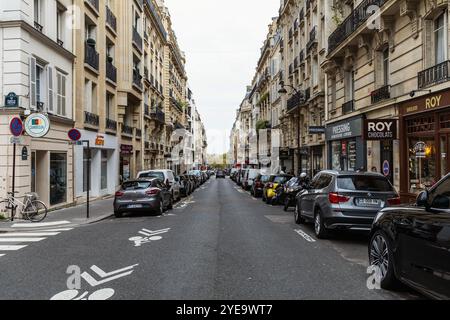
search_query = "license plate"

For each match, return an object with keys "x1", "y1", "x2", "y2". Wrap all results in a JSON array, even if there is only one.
[
  {"x1": 128, "y1": 204, "x2": 143, "y2": 209},
  {"x1": 355, "y1": 198, "x2": 382, "y2": 207}
]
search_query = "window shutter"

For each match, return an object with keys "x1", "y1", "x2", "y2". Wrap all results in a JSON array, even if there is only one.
[
  {"x1": 61, "y1": 74, "x2": 66, "y2": 116},
  {"x1": 48, "y1": 66, "x2": 54, "y2": 113},
  {"x1": 424, "y1": 19, "x2": 433, "y2": 68},
  {"x1": 30, "y1": 57, "x2": 36, "y2": 109}
]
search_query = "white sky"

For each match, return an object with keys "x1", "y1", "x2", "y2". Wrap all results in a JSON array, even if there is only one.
[{"x1": 164, "y1": 0, "x2": 280, "y2": 155}]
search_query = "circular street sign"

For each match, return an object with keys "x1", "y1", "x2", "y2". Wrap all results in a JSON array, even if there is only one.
[
  {"x1": 9, "y1": 117, "x2": 23, "y2": 137},
  {"x1": 383, "y1": 160, "x2": 390, "y2": 177},
  {"x1": 68, "y1": 128, "x2": 82, "y2": 142},
  {"x1": 24, "y1": 113, "x2": 50, "y2": 138}
]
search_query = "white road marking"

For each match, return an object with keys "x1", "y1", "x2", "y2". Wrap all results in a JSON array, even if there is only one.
[
  {"x1": 90, "y1": 264, "x2": 139, "y2": 278},
  {"x1": 294, "y1": 229, "x2": 316, "y2": 243},
  {"x1": 81, "y1": 264, "x2": 139, "y2": 287},
  {"x1": 0, "y1": 232, "x2": 60, "y2": 237},
  {"x1": 12, "y1": 221, "x2": 70, "y2": 228},
  {"x1": 0, "y1": 238, "x2": 46, "y2": 242},
  {"x1": 38, "y1": 228, "x2": 74, "y2": 232},
  {"x1": 0, "y1": 254, "x2": 5, "y2": 257},
  {"x1": 0, "y1": 245, "x2": 28, "y2": 251}
]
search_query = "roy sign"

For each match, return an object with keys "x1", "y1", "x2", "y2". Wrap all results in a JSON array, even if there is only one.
[{"x1": 364, "y1": 119, "x2": 397, "y2": 140}]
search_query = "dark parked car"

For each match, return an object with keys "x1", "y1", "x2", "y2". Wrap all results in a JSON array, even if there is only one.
[
  {"x1": 295, "y1": 171, "x2": 400, "y2": 238},
  {"x1": 114, "y1": 178, "x2": 173, "y2": 217},
  {"x1": 368, "y1": 173, "x2": 450, "y2": 299},
  {"x1": 216, "y1": 170, "x2": 226, "y2": 178},
  {"x1": 251, "y1": 174, "x2": 270, "y2": 197},
  {"x1": 282, "y1": 174, "x2": 309, "y2": 211},
  {"x1": 179, "y1": 175, "x2": 193, "y2": 197}
]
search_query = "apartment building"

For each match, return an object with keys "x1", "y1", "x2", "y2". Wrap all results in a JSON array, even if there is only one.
[
  {"x1": 0, "y1": 0, "x2": 75, "y2": 210},
  {"x1": 73, "y1": 0, "x2": 120, "y2": 201},
  {"x1": 323, "y1": 0, "x2": 450, "y2": 201}
]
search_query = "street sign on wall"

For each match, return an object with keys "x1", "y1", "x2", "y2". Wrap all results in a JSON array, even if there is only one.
[
  {"x1": 9, "y1": 117, "x2": 23, "y2": 137},
  {"x1": 4, "y1": 92, "x2": 19, "y2": 107}
]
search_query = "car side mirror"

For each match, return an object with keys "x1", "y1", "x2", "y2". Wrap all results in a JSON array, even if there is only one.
[{"x1": 417, "y1": 191, "x2": 429, "y2": 208}]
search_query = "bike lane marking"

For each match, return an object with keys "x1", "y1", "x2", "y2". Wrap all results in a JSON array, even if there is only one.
[
  {"x1": 294, "y1": 229, "x2": 316, "y2": 243},
  {"x1": 0, "y1": 232, "x2": 60, "y2": 237},
  {"x1": 0, "y1": 238, "x2": 46, "y2": 242},
  {"x1": 0, "y1": 245, "x2": 28, "y2": 251}
]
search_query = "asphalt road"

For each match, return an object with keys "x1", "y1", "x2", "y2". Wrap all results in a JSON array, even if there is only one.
[{"x1": 0, "y1": 177, "x2": 422, "y2": 300}]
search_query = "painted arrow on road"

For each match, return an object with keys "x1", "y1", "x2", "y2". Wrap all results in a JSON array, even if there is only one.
[{"x1": 81, "y1": 264, "x2": 139, "y2": 287}]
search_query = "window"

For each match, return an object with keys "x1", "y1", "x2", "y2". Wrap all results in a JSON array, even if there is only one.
[
  {"x1": 337, "y1": 176, "x2": 394, "y2": 192},
  {"x1": 106, "y1": 92, "x2": 114, "y2": 119},
  {"x1": 57, "y1": 72, "x2": 66, "y2": 116},
  {"x1": 383, "y1": 48, "x2": 389, "y2": 85},
  {"x1": 345, "y1": 70, "x2": 355, "y2": 102},
  {"x1": 57, "y1": 5, "x2": 65, "y2": 42},
  {"x1": 434, "y1": 12, "x2": 447, "y2": 64},
  {"x1": 34, "y1": 0, "x2": 41, "y2": 24},
  {"x1": 330, "y1": 77, "x2": 336, "y2": 110},
  {"x1": 35, "y1": 64, "x2": 44, "y2": 106}
]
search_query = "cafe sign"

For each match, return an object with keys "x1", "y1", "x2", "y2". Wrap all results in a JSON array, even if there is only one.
[{"x1": 364, "y1": 119, "x2": 397, "y2": 140}]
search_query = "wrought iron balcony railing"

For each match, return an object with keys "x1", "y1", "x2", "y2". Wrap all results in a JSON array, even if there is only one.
[
  {"x1": 132, "y1": 27, "x2": 143, "y2": 52},
  {"x1": 150, "y1": 108, "x2": 165, "y2": 123},
  {"x1": 133, "y1": 70, "x2": 143, "y2": 89},
  {"x1": 122, "y1": 125, "x2": 133, "y2": 136},
  {"x1": 287, "y1": 90, "x2": 306, "y2": 111},
  {"x1": 418, "y1": 60, "x2": 450, "y2": 89},
  {"x1": 371, "y1": 85, "x2": 391, "y2": 104},
  {"x1": 85, "y1": 43, "x2": 99, "y2": 70},
  {"x1": 135, "y1": 129, "x2": 142, "y2": 139},
  {"x1": 106, "y1": 61, "x2": 117, "y2": 83},
  {"x1": 328, "y1": 0, "x2": 387, "y2": 54},
  {"x1": 84, "y1": 111, "x2": 99, "y2": 127},
  {"x1": 106, "y1": 118, "x2": 117, "y2": 131},
  {"x1": 106, "y1": 5, "x2": 117, "y2": 32},
  {"x1": 306, "y1": 26, "x2": 317, "y2": 52}
]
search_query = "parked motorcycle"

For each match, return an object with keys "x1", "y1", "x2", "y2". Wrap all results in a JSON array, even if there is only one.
[{"x1": 283, "y1": 173, "x2": 309, "y2": 211}]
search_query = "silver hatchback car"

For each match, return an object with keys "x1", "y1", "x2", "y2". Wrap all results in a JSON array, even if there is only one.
[{"x1": 294, "y1": 171, "x2": 400, "y2": 239}]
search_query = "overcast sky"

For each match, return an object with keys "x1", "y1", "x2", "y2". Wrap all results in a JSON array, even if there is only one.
[{"x1": 164, "y1": 0, "x2": 280, "y2": 155}]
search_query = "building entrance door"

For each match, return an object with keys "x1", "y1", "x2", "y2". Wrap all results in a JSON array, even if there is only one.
[{"x1": 380, "y1": 140, "x2": 394, "y2": 185}]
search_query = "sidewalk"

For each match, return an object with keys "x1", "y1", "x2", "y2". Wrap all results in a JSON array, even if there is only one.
[{"x1": 0, "y1": 198, "x2": 114, "y2": 232}]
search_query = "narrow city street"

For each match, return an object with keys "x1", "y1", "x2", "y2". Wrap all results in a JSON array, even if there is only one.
[{"x1": 0, "y1": 177, "x2": 421, "y2": 300}]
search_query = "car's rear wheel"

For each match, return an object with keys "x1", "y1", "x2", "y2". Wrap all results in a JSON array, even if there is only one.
[
  {"x1": 283, "y1": 198, "x2": 290, "y2": 211},
  {"x1": 369, "y1": 230, "x2": 400, "y2": 289},
  {"x1": 294, "y1": 203, "x2": 305, "y2": 224},
  {"x1": 314, "y1": 209, "x2": 329, "y2": 239}
]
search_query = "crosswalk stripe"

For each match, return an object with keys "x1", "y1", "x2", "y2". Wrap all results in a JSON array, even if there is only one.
[
  {"x1": 0, "y1": 245, "x2": 28, "y2": 251},
  {"x1": 34, "y1": 228, "x2": 73, "y2": 232},
  {"x1": 0, "y1": 238, "x2": 46, "y2": 243},
  {"x1": 11, "y1": 221, "x2": 70, "y2": 228},
  {"x1": 0, "y1": 232, "x2": 60, "y2": 237},
  {"x1": 0, "y1": 254, "x2": 5, "y2": 257}
]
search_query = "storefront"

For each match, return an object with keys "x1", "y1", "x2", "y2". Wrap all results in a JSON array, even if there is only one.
[
  {"x1": 399, "y1": 89, "x2": 450, "y2": 202},
  {"x1": 120, "y1": 144, "x2": 134, "y2": 182},
  {"x1": 326, "y1": 115, "x2": 365, "y2": 172},
  {"x1": 74, "y1": 130, "x2": 119, "y2": 201}
]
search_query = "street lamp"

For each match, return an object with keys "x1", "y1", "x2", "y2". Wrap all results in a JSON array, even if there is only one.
[{"x1": 278, "y1": 81, "x2": 300, "y2": 95}]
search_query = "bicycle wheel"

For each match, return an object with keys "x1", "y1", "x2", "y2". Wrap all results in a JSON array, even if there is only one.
[{"x1": 25, "y1": 200, "x2": 48, "y2": 222}]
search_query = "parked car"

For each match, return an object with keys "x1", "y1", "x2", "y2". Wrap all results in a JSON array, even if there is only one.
[
  {"x1": 237, "y1": 169, "x2": 247, "y2": 186},
  {"x1": 295, "y1": 171, "x2": 400, "y2": 239},
  {"x1": 251, "y1": 174, "x2": 271, "y2": 197},
  {"x1": 114, "y1": 178, "x2": 173, "y2": 217},
  {"x1": 242, "y1": 169, "x2": 260, "y2": 191},
  {"x1": 262, "y1": 174, "x2": 293, "y2": 204},
  {"x1": 189, "y1": 174, "x2": 200, "y2": 189},
  {"x1": 216, "y1": 170, "x2": 226, "y2": 178},
  {"x1": 367, "y1": 173, "x2": 450, "y2": 299},
  {"x1": 136, "y1": 169, "x2": 181, "y2": 201}
]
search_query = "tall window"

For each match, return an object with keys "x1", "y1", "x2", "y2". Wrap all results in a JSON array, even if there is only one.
[
  {"x1": 101, "y1": 150, "x2": 108, "y2": 190},
  {"x1": 106, "y1": 92, "x2": 114, "y2": 119},
  {"x1": 34, "y1": 0, "x2": 41, "y2": 23},
  {"x1": 345, "y1": 70, "x2": 355, "y2": 102},
  {"x1": 56, "y1": 72, "x2": 66, "y2": 116},
  {"x1": 434, "y1": 12, "x2": 447, "y2": 64},
  {"x1": 57, "y1": 5, "x2": 65, "y2": 42},
  {"x1": 35, "y1": 64, "x2": 44, "y2": 106},
  {"x1": 383, "y1": 48, "x2": 389, "y2": 85}
]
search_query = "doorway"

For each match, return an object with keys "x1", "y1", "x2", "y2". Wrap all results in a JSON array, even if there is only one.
[{"x1": 380, "y1": 140, "x2": 394, "y2": 185}]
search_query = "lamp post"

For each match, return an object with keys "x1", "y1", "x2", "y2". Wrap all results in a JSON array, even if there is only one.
[{"x1": 278, "y1": 81, "x2": 305, "y2": 175}]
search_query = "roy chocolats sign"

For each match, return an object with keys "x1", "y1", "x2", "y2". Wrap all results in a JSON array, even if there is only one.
[{"x1": 364, "y1": 119, "x2": 397, "y2": 140}]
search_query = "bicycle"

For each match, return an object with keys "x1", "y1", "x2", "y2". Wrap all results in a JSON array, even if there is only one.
[{"x1": 0, "y1": 192, "x2": 48, "y2": 222}]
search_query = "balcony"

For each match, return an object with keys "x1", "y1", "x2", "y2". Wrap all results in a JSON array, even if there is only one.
[
  {"x1": 294, "y1": 57, "x2": 299, "y2": 69},
  {"x1": 135, "y1": 129, "x2": 142, "y2": 139},
  {"x1": 342, "y1": 100, "x2": 355, "y2": 115},
  {"x1": 306, "y1": 26, "x2": 317, "y2": 53},
  {"x1": 289, "y1": 64, "x2": 293, "y2": 75},
  {"x1": 132, "y1": 70, "x2": 143, "y2": 90},
  {"x1": 144, "y1": 0, "x2": 167, "y2": 41},
  {"x1": 122, "y1": 125, "x2": 133, "y2": 136},
  {"x1": 106, "y1": 118, "x2": 117, "y2": 132},
  {"x1": 418, "y1": 60, "x2": 450, "y2": 89},
  {"x1": 85, "y1": 43, "x2": 99, "y2": 71},
  {"x1": 106, "y1": 5, "x2": 117, "y2": 32},
  {"x1": 132, "y1": 27, "x2": 143, "y2": 52},
  {"x1": 144, "y1": 67, "x2": 149, "y2": 81},
  {"x1": 144, "y1": 104, "x2": 150, "y2": 117},
  {"x1": 371, "y1": 85, "x2": 391, "y2": 104},
  {"x1": 150, "y1": 108, "x2": 165, "y2": 123},
  {"x1": 34, "y1": 21, "x2": 43, "y2": 32},
  {"x1": 299, "y1": 50, "x2": 305, "y2": 63},
  {"x1": 287, "y1": 91, "x2": 306, "y2": 112},
  {"x1": 84, "y1": 111, "x2": 99, "y2": 127},
  {"x1": 145, "y1": 141, "x2": 150, "y2": 150},
  {"x1": 106, "y1": 60, "x2": 117, "y2": 83},
  {"x1": 288, "y1": 28, "x2": 293, "y2": 41},
  {"x1": 328, "y1": 0, "x2": 387, "y2": 54},
  {"x1": 85, "y1": 0, "x2": 99, "y2": 12},
  {"x1": 299, "y1": 8, "x2": 305, "y2": 22}
]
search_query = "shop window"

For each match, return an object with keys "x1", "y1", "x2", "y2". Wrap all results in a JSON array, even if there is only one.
[
  {"x1": 101, "y1": 150, "x2": 108, "y2": 190},
  {"x1": 50, "y1": 153, "x2": 67, "y2": 206},
  {"x1": 408, "y1": 138, "x2": 437, "y2": 193},
  {"x1": 407, "y1": 116, "x2": 435, "y2": 134},
  {"x1": 31, "y1": 152, "x2": 36, "y2": 193}
]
